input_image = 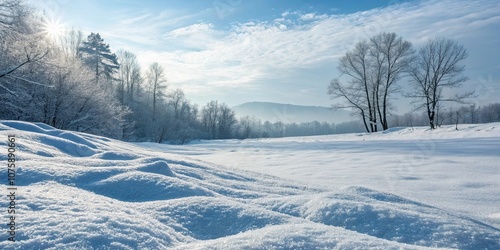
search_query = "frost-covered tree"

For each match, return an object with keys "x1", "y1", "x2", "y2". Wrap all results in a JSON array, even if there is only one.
[
  {"x1": 146, "y1": 62, "x2": 167, "y2": 118},
  {"x1": 36, "y1": 53, "x2": 128, "y2": 137},
  {"x1": 202, "y1": 100, "x2": 219, "y2": 139},
  {"x1": 0, "y1": 3, "x2": 128, "y2": 138},
  {"x1": 200, "y1": 101, "x2": 236, "y2": 139},
  {"x1": 168, "y1": 88, "x2": 185, "y2": 119},
  {"x1": 0, "y1": 0, "x2": 27, "y2": 37},
  {"x1": 59, "y1": 29, "x2": 83, "y2": 59},
  {"x1": 78, "y1": 32, "x2": 119, "y2": 85},
  {"x1": 0, "y1": 1, "x2": 48, "y2": 82},
  {"x1": 117, "y1": 50, "x2": 142, "y2": 104},
  {"x1": 217, "y1": 103, "x2": 237, "y2": 139}
]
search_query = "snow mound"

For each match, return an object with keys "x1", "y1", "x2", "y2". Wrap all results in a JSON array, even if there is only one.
[
  {"x1": 87, "y1": 172, "x2": 214, "y2": 202},
  {"x1": 1, "y1": 120, "x2": 98, "y2": 157},
  {"x1": 8, "y1": 182, "x2": 190, "y2": 249},
  {"x1": 171, "y1": 223, "x2": 431, "y2": 250},
  {"x1": 302, "y1": 187, "x2": 500, "y2": 249},
  {"x1": 38, "y1": 136, "x2": 96, "y2": 157},
  {"x1": 96, "y1": 151, "x2": 138, "y2": 160},
  {"x1": 137, "y1": 160, "x2": 175, "y2": 176},
  {"x1": 149, "y1": 197, "x2": 289, "y2": 240},
  {"x1": 256, "y1": 187, "x2": 500, "y2": 249}
]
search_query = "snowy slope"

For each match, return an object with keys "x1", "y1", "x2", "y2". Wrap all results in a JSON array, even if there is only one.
[{"x1": 1, "y1": 121, "x2": 499, "y2": 249}]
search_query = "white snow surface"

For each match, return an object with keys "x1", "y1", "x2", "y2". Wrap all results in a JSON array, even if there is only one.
[{"x1": 1, "y1": 120, "x2": 499, "y2": 249}]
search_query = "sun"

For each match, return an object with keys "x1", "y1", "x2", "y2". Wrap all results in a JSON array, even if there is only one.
[{"x1": 43, "y1": 18, "x2": 65, "y2": 41}]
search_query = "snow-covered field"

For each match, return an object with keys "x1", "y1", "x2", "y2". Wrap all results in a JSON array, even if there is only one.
[{"x1": 1, "y1": 121, "x2": 499, "y2": 249}]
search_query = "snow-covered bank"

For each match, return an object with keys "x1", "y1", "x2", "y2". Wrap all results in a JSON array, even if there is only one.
[{"x1": 1, "y1": 121, "x2": 499, "y2": 249}]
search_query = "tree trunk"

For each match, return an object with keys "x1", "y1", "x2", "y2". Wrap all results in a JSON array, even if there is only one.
[{"x1": 428, "y1": 110, "x2": 435, "y2": 129}]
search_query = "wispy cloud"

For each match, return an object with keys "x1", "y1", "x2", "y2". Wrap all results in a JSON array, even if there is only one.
[{"x1": 120, "y1": 13, "x2": 153, "y2": 25}]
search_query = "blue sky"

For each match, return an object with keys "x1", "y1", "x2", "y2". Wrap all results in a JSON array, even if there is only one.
[{"x1": 30, "y1": 0, "x2": 500, "y2": 112}]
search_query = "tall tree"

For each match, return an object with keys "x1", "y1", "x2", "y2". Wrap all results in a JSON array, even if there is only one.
[
  {"x1": 369, "y1": 32, "x2": 414, "y2": 130},
  {"x1": 217, "y1": 103, "x2": 236, "y2": 139},
  {"x1": 146, "y1": 62, "x2": 167, "y2": 118},
  {"x1": 117, "y1": 50, "x2": 142, "y2": 104},
  {"x1": 60, "y1": 29, "x2": 83, "y2": 59},
  {"x1": 329, "y1": 40, "x2": 377, "y2": 133},
  {"x1": 328, "y1": 32, "x2": 413, "y2": 132},
  {"x1": 407, "y1": 38, "x2": 472, "y2": 129},
  {"x1": 202, "y1": 100, "x2": 219, "y2": 139},
  {"x1": 168, "y1": 88, "x2": 185, "y2": 119},
  {"x1": 78, "y1": 32, "x2": 119, "y2": 85}
]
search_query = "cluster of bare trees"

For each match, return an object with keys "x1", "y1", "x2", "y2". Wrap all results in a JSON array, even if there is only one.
[{"x1": 329, "y1": 32, "x2": 473, "y2": 131}]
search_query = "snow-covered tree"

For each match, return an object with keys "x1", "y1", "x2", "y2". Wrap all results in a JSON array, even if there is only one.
[
  {"x1": 117, "y1": 50, "x2": 142, "y2": 104},
  {"x1": 78, "y1": 32, "x2": 119, "y2": 85},
  {"x1": 146, "y1": 62, "x2": 167, "y2": 118},
  {"x1": 217, "y1": 103, "x2": 236, "y2": 139},
  {"x1": 202, "y1": 100, "x2": 219, "y2": 139}
]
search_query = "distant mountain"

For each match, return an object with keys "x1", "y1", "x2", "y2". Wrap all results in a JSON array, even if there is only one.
[{"x1": 233, "y1": 102, "x2": 352, "y2": 124}]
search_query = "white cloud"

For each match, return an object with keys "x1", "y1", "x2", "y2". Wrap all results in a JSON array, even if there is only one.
[
  {"x1": 167, "y1": 23, "x2": 216, "y2": 38},
  {"x1": 300, "y1": 13, "x2": 316, "y2": 21}
]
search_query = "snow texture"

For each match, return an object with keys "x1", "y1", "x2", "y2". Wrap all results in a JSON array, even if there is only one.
[{"x1": 0, "y1": 120, "x2": 499, "y2": 249}]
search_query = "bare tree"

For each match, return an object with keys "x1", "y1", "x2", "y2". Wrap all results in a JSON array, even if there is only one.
[
  {"x1": 217, "y1": 103, "x2": 236, "y2": 139},
  {"x1": 407, "y1": 38, "x2": 472, "y2": 129},
  {"x1": 146, "y1": 62, "x2": 167, "y2": 118},
  {"x1": 168, "y1": 88, "x2": 185, "y2": 119},
  {"x1": 202, "y1": 100, "x2": 219, "y2": 139},
  {"x1": 328, "y1": 78, "x2": 371, "y2": 133},
  {"x1": 59, "y1": 29, "x2": 83, "y2": 59},
  {"x1": 238, "y1": 116, "x2": 254, "y2": 139},
  {"x1": 370, "y1": 32, "x2": 414, "y2": 130},
  {"x1": 338, "y1": 40, "x2": 376, "y2": 132},
  {"x1": 328, "y1": 33, "x2": 412, "y2": 132},
  {"x1": 117, "y1": 50, "x2": 142, "y2": 104}
]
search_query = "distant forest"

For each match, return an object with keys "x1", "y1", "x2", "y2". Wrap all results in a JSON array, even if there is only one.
[
  {"x1": 234, "y1": 103, "x2": 500, "y2": 139},
  {"x1": 1, "y1": 1, "x2": 499, "y2": 144}
]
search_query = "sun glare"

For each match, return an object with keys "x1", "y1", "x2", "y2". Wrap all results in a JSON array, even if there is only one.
[{"x1": 43, "y1": 19, "x2": 64, "y2": 40}]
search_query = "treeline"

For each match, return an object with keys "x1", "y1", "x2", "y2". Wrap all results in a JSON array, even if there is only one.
[
  {"x1": 232, "y1": 117, "x2": 366, "y2": 139},
  {"x1": 235, "y1": 102, "x2": 500, "y2": 139},
  {"x1": 389, "y1": 103, "x2": 500, "y2": 128}
]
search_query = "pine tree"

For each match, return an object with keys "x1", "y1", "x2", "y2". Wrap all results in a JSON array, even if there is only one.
[{"x1": 78, "y1": 32, "x2": 119, "y2": 85}]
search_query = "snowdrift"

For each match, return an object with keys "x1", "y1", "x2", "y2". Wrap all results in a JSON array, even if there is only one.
[{"x1": 0, "y1": 121, "x2": 498, "y2": 249}]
